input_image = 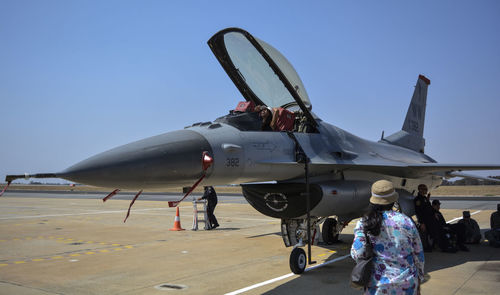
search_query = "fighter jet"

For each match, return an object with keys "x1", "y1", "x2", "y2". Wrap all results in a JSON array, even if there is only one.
[{"x1": 3, "y1": 27, "x2": 500, "y2": 273}]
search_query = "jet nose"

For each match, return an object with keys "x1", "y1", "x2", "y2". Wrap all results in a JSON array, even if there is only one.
[{"x1": 59, "y1": 130, "x2": 213, "y2": 189}]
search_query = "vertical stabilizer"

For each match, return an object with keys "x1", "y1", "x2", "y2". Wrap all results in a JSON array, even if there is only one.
[
  {"x1": 402, "y1": 74, "x2": 429, "y2": 138},
  {"x1": 381, "y1": 75, "x2": 430, "y2": 153}
]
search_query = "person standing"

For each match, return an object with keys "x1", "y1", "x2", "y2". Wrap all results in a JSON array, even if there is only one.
[
  {"x1": 414, "y1": 184, "x2": 453, "y2": 252},
  {"x1": 199, "y1": 186, "x2": 219, "y2": 230},
  {"x1": 458, "y1": 211, "x2": 481, "y2": 244},
  {"x1": 351, "y1": 180, "x2": 425, "y2": 295}
]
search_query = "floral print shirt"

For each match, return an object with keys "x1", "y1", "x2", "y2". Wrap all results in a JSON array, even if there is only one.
[{"x1": 351, "y1": 211, "x2": 425, "y2": 295}]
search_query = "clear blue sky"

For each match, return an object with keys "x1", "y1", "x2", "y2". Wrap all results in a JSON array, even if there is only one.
[{"x1": 1, "y1": 0, "x2": 499, "y2": 183}]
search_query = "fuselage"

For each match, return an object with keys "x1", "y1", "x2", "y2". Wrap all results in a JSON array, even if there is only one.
[
  {"x1": 59, "y1": 116, "x2": 439, "y2": 189},
  {"x1": 57, "y1": 112, "x2": 442, "y2": 221}
]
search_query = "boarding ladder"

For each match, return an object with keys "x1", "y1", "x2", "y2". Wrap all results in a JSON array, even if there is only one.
[{"x1": 192, "y1": 197, "x2": 209, "y2": 230}]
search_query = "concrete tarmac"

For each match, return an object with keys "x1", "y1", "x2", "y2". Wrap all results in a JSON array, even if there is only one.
[{"x1": 0, "y1": 192, "x2": 499, "y2": 295}]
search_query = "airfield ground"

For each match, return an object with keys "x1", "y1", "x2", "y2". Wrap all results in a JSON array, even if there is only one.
[
  {"x1": 0, "y1": 188, "x2": 499, "y2": 294},
  {"x1": 5, "y1": 184, "x2": 500, "y2": 196}
]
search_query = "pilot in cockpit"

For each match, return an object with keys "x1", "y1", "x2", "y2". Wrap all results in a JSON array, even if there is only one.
[{"x1": 255, "y1": 105, "x2": 275, "y2": 131}]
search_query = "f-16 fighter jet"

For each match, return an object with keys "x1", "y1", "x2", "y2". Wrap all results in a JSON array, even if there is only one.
[{"x1": 4, "y1": 28, "x2": 500, "y2": 273}]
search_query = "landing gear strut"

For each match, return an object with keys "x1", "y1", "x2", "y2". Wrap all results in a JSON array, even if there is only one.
[{"x1": 286, "y1": 132, "x2": 318, "y2": 274}]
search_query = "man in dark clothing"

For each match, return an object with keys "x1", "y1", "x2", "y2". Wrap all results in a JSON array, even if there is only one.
[
  {"x1": 458, "y1": 211, "x2": 481, "y2": 244},
  {"x1": 432, "y1": 200, "x2": 469, "y2": 251},
  {"x1": 414, "y1": 184, "x2": 455, "y2": 252},
  {"x1": 485, "y1": 204, "x2": 500, "y2": 247},
  {"x1": 491, "y1": 204, "x2": 500, "y2": 229},
  {"x1": 199, "y1": 186, "x2": 219, "y2": 230}
]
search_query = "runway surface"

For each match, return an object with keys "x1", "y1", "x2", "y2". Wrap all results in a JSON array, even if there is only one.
[
  {"x1": 0, "y1": 190, "x2": 247, "y2": 203},
  {"x1": 0, "y1": 191, "x2": 499, "y2": 294}
]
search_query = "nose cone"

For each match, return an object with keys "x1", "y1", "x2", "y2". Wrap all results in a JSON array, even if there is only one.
[{"x1": 59, "y1": 130, "x2": 212, "y2": 189}]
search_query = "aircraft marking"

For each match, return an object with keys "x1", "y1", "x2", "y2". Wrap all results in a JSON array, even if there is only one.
[
  {"x1": 225, "y1": 158, "x2": 240, "y2": 167},
  {"x1": 0, "y1": 235, "x2": 128, "y2": 249},
  {"x1": 0, "y1": 243, "x2": 134, "y2": 267}
]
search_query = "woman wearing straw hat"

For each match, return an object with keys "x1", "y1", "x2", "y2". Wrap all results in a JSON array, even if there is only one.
[{"x1": 351, "y1": 180, "x2": 425, "y2": 294}]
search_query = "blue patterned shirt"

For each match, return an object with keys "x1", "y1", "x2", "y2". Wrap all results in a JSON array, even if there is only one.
[{"x1": 351, "y1": 211, "x2": 425, "y2": 295}]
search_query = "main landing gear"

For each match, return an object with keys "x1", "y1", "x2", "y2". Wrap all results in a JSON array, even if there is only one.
[{"x1": 322, "y1": 217, "x2": 340, "y2": 244}]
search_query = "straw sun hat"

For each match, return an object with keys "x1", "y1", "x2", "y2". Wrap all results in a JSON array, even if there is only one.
[{"x1": 370, "y1": 180, "x2": 399, "y2": 205}]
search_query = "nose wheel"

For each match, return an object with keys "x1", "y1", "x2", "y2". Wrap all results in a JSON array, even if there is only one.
[{"x1": 289, "y1": 247, "x2": 307, "y2": 274}]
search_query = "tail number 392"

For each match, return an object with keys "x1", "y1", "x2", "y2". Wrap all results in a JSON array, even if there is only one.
[{"x1": 225, "y1": 158, "x2": 239, "y2": 167}]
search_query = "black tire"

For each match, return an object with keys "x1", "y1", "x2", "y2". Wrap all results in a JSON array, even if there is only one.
[
  {"x1": 289, "y1": 247, "x2": 307, "y2": 274},
  {"x1": 322, "y1": 218, "x2": 339, "y2": 245}
]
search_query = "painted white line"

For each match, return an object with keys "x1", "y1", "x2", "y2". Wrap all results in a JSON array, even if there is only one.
[
  {"x1": 0, "y1": 207, "x2": 191, "y2": 220},
  {"x1": 446, "y1": 210, "x2": 481, "y2": 224},
  {"x1": 218, "y1": 217, "x2": 276, "y2": 222},
  {"x1": 129, "y1": 212, "x2": 274, "y2": 222},
  {"x1": 224, "y1": 254, "x2": 351, "y2": 295},
  {"x1": 304, "y1": 254, "x2": 351, "y2": 272},
  {"x1": 224, "y1": 273, "x2": 295, "y2": 295}
]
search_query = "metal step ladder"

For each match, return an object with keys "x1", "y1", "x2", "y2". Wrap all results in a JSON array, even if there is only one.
[{"x1": 192, "y1": 197, "x2": 209, "y2": 230}]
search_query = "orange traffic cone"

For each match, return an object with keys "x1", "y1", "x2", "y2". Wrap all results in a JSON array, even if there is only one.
[{"x1": 169, "y1": 207, "x2": 185, "y2": 231}]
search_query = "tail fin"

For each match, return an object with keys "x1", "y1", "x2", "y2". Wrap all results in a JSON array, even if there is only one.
[{"x1": 381, "y1": 75, "x2": 430, "y2": 153}]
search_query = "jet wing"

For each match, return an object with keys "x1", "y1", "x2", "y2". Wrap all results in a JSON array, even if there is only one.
[
  {"x1": 402, "y1": 163, "x2": 500, "y2": 174},
  {"x1": 345, "y1": 163, "x2": 500, "y2": 179},
  {"x1": 257, "y1": 160, "x2": 500, "y2": 179}
]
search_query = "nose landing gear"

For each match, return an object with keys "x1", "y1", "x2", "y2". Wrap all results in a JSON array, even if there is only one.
[{"x1": 289, "y1": 247, "x2": 307, "y2": 274}]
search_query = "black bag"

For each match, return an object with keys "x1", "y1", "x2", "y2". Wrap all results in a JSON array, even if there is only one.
[{"x1": 350, "y1": 232, "x2": 374, "y2": 289}]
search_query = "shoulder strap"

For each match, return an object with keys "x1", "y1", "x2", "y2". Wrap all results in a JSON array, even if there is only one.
[{"x1": 364, "y1": 231, "x2": 372, "y2": 250}]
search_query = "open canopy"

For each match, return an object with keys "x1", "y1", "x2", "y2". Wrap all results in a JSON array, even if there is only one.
[{"x1": 208, "y1": 28, "x2": 316, "y2": 125}]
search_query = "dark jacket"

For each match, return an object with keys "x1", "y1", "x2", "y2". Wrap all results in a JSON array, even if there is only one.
[
  {"x1": 491, "y1": 211, "x2": 500, "y2": 230},
  {"x1": 201, "y1": 187, "x2": 218, "y2": 207},
  {"x1": 434, "y1": 208, "x2": 447, "y2": 227},
  {"x1": 414, "y1": 193, "x2": 435, "y2": 225}
]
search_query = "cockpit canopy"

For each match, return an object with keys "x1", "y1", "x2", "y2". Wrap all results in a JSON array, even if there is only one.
[{"x1": 208, "y1": 28, "x2": 316, "y2": 127}]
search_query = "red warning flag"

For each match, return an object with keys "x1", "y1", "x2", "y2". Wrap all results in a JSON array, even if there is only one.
[
  {"x1": 123, "y1": 190, "x2": 143, "y2": 223},
  {"x1": 102, "y1": 189, "x2": 120, "y2": 202}
]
